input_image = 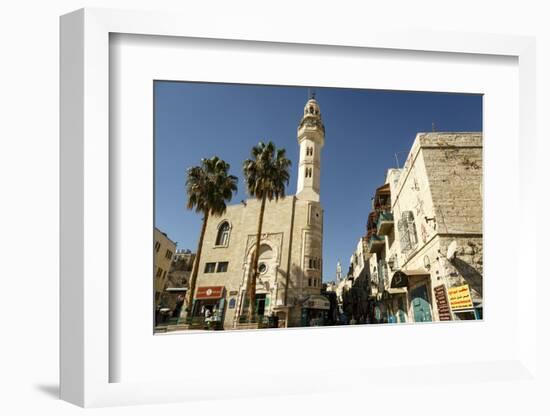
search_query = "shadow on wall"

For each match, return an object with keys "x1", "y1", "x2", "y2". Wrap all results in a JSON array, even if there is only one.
[{"x1": 451, "y1": 257, "x2": 483, "y2": 297}]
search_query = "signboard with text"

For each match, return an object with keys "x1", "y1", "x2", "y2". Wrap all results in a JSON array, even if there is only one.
[
  {"x1": 448, "y1": 284, "x2": 473, "y2": 310},
  {"x1": 195, "y1": 286, "x2": 224, "y2": 300},
  {"x1": 433, "y1": 284, "x2": 452, "y2": 321}
]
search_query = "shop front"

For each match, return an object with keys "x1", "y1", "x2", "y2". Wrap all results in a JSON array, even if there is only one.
[
  {"x1": 191, "y1": 285, "x2": 226, "y2": 330},
  {"x1": 391, "y1": 268, "x2": 432, "y2": 323},
  {"x1": 448, "y1": 284, "x2": 482, "y2": 320},
  {"x1": 300, "y1": 295, "x2": 331, "y2": 326}
]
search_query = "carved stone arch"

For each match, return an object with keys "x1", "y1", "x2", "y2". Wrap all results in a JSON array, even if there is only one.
[
  {"x1": 245, "y1": 238, "x2": 279, "y2": 266},
  {"x1": 215, "y1": 219, "x2": 232, "y2": 246},
  {"x1": 216, "y1": 219, "x2": 232, "y2": 230}
]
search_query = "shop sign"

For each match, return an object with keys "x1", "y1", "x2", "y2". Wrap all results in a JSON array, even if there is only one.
[
  {"x1": 433, "y1": 284, "x2": 451, "y2": 321},
  {"x1": 448, "y1": 284, "x2": 473, "y2": 310},
  {"x1": 195, "y1": 286, "x2": 224, "y2": 300}
]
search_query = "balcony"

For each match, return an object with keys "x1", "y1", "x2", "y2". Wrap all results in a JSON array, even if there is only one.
[
  {"x1": 367, "y1": 234, "x2": 385, "y2": 254},
  {"x1": 376, "y1": 211, "x2": 394, "y2": 236}
]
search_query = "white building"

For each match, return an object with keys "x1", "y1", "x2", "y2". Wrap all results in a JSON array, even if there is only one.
[{"x1": 365, "y1": 132, "x2": 483, "y2": 323}]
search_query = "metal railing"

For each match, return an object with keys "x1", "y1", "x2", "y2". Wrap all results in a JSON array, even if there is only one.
[{"x1": 377, "y1": 211, "x2": 393, "y2": 227}]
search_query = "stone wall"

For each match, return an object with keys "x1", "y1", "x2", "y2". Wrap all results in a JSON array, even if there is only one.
[{"x1": 192, "y1": 193, "x2": 323, "y2": 328}]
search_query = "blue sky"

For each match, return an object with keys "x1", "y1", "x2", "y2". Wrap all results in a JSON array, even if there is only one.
[{"x1": 154, "y1": 81, "x2": 482, "y2": 282}]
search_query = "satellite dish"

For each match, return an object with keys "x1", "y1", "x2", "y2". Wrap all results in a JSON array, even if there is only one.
[{"x1": 446, "y1": 240, "x2": 457, "y2": 260}]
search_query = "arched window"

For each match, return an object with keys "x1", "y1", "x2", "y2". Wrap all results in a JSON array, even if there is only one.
[{"x1": 216, "y1": 221, "x2": 230, "y2": 246}]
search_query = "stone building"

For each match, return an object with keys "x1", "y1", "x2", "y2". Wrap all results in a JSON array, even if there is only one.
[
  {"x1": 162, "y1": 249, "x2": 196, "y2": 318},
  {"x1": 153, "y1": 227, "x2": 176, "y2": 303},
  {"x1": 342, "y1": 237, "x2": 370, "y2": 323},
  {"x1": 186, "y1": 97, "x2": 329, "y2": 328},
  {"x1": 364, "y1": 132, "x2": 483, "y2": 323}
]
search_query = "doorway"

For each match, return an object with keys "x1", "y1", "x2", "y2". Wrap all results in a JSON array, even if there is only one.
[
  {"x1": 256, "y1": 294, "x2": 266, "y2": 316},
  {"x1": 410, "y1": 284, "x2": 432, "y2": 322}
]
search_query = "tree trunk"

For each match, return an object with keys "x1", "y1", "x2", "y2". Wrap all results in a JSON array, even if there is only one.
[
  {"x1": 248, "y1": 195, "x2": 267, "y2": 321},
  {"x1": 184, "y1": 210, "x2": 209, "y2": 320}
]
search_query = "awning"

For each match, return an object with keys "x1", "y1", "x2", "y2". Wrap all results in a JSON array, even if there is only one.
[
  {"x1": 165, "y1": 287, "x2": 188, "y2": 292},
  {"x1": 387, "y1": 287, "x2": 407, "y2": 295},
  {"x1": 302, "y1": 295, "x2": 331, "y2": 310},
  {"x1": 374, "y1": 183, "x2": 390, "y2": 195},
  {"x1": 390, "y1": 269, "x2": 430, "y2": 288}
]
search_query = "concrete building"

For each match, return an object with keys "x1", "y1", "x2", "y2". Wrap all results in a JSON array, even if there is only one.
[
  {"x1": 153, "y1": 227, "x2": 176, "y2": 303},
  {"x1": 365, "y1": 132, "x2": 483, "y2": 323},
  {"x1": 186, "y1": 97, "x2": 329, "y2": 329}
]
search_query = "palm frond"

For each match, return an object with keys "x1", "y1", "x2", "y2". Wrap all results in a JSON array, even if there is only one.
[
  {"x1": 242, "y1": 141, "x2": 291, "y2": 201},
  {"x1": 185, "y1": 156, "x2": 238, "y2": 217}
]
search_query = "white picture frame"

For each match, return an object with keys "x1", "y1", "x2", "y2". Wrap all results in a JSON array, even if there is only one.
[{"x1": 60, "y1": 7, "x2": 538, "y2": 408}]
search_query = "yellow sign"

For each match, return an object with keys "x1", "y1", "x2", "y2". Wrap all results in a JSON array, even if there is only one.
[{"x1": 448, "y1": 284, "x2": 473, "y2": 310}]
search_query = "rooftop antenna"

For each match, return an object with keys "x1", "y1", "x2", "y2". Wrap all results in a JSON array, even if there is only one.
[
  {"x1": 308, "y1": 87, "x2": 316, "y2": 100},
  {"x1": 393, "y1": 150, "x2": 408, "y2": 169}
]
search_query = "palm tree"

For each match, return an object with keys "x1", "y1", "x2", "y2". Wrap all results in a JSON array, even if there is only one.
[
  {"x1": 243, "y1": 141, "x2": 291, "y2": 321},
  {"x1": 184, "y1": 157, "x2": 238, "y2": 320}
]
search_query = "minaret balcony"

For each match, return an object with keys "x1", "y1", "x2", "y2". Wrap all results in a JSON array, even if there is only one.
[{"x1": 376, "y1": 211, "x2": 394, "y2": 236}]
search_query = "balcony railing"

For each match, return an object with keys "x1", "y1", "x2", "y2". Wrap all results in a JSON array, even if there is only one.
[
  {"x1": 376, "y1": 211, "x2": 394, "y2": 236},
  {"x1": 367, "y1": 234, "x2": 385, "y2": 253}
]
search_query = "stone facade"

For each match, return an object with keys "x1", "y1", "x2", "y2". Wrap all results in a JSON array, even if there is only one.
[
  {"x1": 153, "y1": 227, "x2": 176, "y2": 302},
  {"x1": 352, "y1": 132, "x2": 483, "y2": 324},
  {"x1": 188, "y1": 97, "x2": 326, "y2": 328},
  {"x1": 388, "y1": 132, "x2": 483, "y2": 321}
]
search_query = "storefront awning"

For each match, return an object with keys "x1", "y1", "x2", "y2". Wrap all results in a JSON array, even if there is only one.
[
  {"x1": 165, "y1": 287, "x2": 188, "y2": 292},
  {"x1": 302, "y1": 295, "x2": 331, "y2": 310},
  {"x1": 390, "y1": 269, "x2": 430, "y2": 288},
  {"x1": 387, "y1": 287, "x2": 407, "y2": 295}
]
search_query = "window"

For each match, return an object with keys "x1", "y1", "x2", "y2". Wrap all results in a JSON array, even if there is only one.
[
  {"x1": 204, "y1": 262, "x2": 216, "y2": 273},
  {"x1": 398, "y1": 211, "x2": 418, "y2": 253},
  {"x1": 309, "y1": 258, "x2": 313, "y2": 269},
  {"x1": 258, "y1": 263, "x2": 267, "y2": 274},
  {"x1": 154, "y1": 241, "x2": 161, "y2": 252},
  {"x1": 165, "y1": 249, "x2": 173, "y2": 260},
  {"x1": 308, "y1": 278, "x2": 312, "y2": 287},
  {"x1": 156, "y1": 267, "x2": 163, "y2": 278},
  {"x1": 306, "y1": 147, "x2": 313, "y2": 156},
  {"x1": 216, "y1": 221, "x2": 230, "y2": 246},
  {"x1": 216, "y1": 261, "x2": 229, "y2": 273}
]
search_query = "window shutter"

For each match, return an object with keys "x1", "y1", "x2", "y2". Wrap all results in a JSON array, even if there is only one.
[
  {"x1": 398, "y1": 217, "x2": 411, "y2": 253},
  {"x1": 406, "y1": 211, "x2": 418, "y2": 246}
]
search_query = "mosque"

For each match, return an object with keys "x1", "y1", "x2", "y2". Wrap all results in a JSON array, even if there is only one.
[{"x1": 187, "y1": 96, "x2": 330, "y2": 328}]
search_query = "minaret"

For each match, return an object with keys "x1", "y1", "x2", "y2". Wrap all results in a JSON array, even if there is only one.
[
  {"x1": 296, "y1": 94, "x2": 325, "y2": 201},
  {"x1": 336, "y1": 260, "x2": 342, "y2": 283}
]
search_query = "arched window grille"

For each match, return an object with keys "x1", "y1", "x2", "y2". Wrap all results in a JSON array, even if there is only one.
[{"x1": 216, "y1": 221, "x2": 230, "y2": 246}]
